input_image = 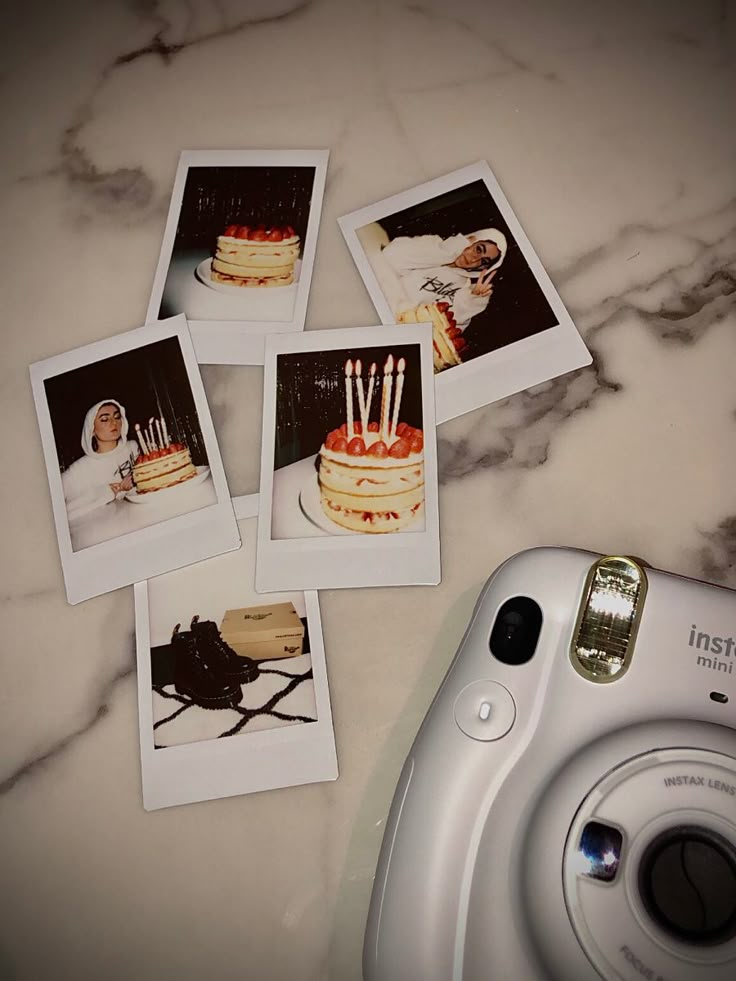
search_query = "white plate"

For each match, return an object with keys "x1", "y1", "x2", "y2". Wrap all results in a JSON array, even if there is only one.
[
  {"x1": 195, "y1": 258, "x2": 302, "y2": 295},
  {"x1": 298, "y1": 473, "x2": 424, "y2": 536},
  {"x1": 125, "y1": 466, "x2": 211, "y2": 504},
  {"x1": 299, "y1": 474, "x2": 353, "y2": 536}
]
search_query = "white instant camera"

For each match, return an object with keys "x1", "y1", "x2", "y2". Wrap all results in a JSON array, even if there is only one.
[{"x1": 364, "y1": 548, "x2": 736, "y2": 981}]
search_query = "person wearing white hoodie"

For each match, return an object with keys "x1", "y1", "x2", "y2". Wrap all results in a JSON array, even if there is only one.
[
  {"x1": 380, "y1": 227, "x2": 508, "y2": 327},
  {"x1": 61, "y1": 399, "x2": 140, "y2": 520}
]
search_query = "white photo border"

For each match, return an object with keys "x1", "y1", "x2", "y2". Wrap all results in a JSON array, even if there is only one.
[
  {"x1": 134, "y1": 494, "x2": 338, "y2": 811},
  {"x1": 338, "y1": 160, "x2": 591, "y2": 424},
  {"x1": 146, "y1": 149, "x2": 329, "y2": 366},
  {"x1": 30, "y1": 315, "x2": 240, "y2": 605},
  {"x1": 257, "y1": 324, "x2": 441, "y2": 593}
]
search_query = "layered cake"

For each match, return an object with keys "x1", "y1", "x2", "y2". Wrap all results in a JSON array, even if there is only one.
[
  {"x1": 132, "y1": 442, "x2": 197, "y2": 494},
  {"x1": 318, "y1": 356, "x2": 424, "y2": 533},
  {"x1": 398, "y1": 302, "x2": 467, "y2": 373},
  {"x1": 211, "y1": 223, "x2": 300, "y2": 287}
]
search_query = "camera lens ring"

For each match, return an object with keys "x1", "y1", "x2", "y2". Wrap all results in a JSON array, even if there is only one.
[
  {"x1": 559, "y1": 748, "x2": 736, "y2": 978},
  {"x1": 637, "y1": 824, "x2": 736, "y2": 947}
]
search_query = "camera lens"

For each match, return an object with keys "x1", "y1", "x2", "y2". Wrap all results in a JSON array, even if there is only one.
[
  {"x1": 638, "y1": 825, "x2": 736, "y2": 946},
  {"x1": 489, "y1": 597, "x2": 542, "y2": 665}
]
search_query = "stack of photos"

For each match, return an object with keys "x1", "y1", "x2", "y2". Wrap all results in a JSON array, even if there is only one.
[
  {"x1": 256, "y1": 324, "x2": 440, "y2": 593},
  {"x1": 147, "y1": 150, "x2": 328, "y2": 365},
  {"x1": 135, "y1": 495, "x2": 337, "y2": 811},
  {"x1": 30, "y1": 150, "x2": 590, "y2": 806},
  {"x1": 30, "y1": 316, "x2": 239, "y2": 605},
  {"x1": 339, "y1": 161, "x2": 591, "y2": 423}
]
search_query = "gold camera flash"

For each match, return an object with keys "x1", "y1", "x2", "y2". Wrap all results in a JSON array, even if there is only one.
[{"x1": 570, "y1": 557, "x2": 647, "y2": 683}]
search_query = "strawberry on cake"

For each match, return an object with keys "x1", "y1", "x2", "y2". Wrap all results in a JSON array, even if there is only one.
[
  {"x1": 398, "y1": 301, "x2": 467, "y2": 373},
  {"x1": 211, "y1": 223, "x2": 300, "y2": 288},
  {"x1": 317, "y1": 356, "x2": 425, "y2": 534}
]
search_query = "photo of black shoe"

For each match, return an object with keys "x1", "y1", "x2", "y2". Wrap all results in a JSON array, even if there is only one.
[
  {"x1": 172, "y1": 623, "x2": 243, "y2": 710},
  {"x1": 190, "y1": 615, "x2": 259, "y2": 684}
]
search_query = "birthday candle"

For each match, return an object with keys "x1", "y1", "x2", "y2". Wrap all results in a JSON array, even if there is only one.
[
  {"x1": 155, "y1": 419, "x2": 164, "y2": 451},
  {"x1": 365, "y1": 362, "x2": 376, "y2": 427},
  {"x1": 345, "y1": 360, "x2": 354, "y2": 440},
  {"x1": 380, "y1": 355, "x2": 394, "y2": 443},
  {"x1": 355, "y1": 359, "x2": 367, "y2": 434},
  {"x1": 161, "y1": 416, "x2": 170, "y2": 447},
  {"x1": 135, "y1": 424, "x2": 149, "y2": 455},
  {"x1": 390, "y1": 358, "x2": 406, "y2": 439},
  {"x1": 148, "y1": 418, "x2": 156, "y2": 450}
]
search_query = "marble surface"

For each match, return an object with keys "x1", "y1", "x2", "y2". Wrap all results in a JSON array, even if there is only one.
[{"x1": 2, "y1": 0, "x2": 735, "y2": 978}]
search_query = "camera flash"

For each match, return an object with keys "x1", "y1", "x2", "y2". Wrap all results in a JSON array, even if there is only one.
[{"x1": 570, "y1": 557, "x2": 647, "y2": 683}]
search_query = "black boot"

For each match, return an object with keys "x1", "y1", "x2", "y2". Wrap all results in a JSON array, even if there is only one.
[
  {"x1": 190, "y1": 615, "x2": 259, "y2": 684},
  {"x1": 172, "y1": 623, "x2": 243, "y2": 710}
]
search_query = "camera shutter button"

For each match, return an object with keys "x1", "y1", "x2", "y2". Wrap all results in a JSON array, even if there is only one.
[{"x1": 453, "y1": 681, "x2": 516, "y2": 741}]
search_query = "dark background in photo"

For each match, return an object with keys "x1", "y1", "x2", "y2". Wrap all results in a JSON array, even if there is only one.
[
  {"x1": 159, "y1": 165, "x2": 316, "y2": 318},
  {"x1": 44, "y1": 337, "x2": 209, "y2": 473},
  {"x1": 374, "y1": 178, "x2": 559, "y2": 359},
  {"x1": 275, "y1": 344, "x2": 423, "y2": 470}
]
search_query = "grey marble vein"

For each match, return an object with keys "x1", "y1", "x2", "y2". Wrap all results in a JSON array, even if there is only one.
[
  {"x1": 59, "y1": 114, "x2": 156, "y2": 216},
  {"x1": 115, "y1": 0, "x2": 313, "y2": 67},
  {"x1": 0, "y1": 644, "x2": 135, "y2": 797},
  {"x1": 716, "y1": 0, "x2": 735, "y2": 65},
  {"x1": 438, "y1": 360, "x2": 615, "y2": 481},
  {"x1": 695, "y1": 516, "x2": 736, "y2": 586},
  {"x1": 399, "y1": 0, "x2": 559, "y2": 82},
  {"x1": 25, "y1": 0, "x2": 314, "y2": 219},
  {"x1": 0, "y1": 587, "x2": 57, "y2": 606},
  {"x1": 573, "y1": 252, "x2": 736, "y2": 346}
]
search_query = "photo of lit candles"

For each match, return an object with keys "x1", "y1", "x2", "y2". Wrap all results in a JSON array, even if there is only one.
[
  {"x1": 259, "y1": 324, "x2": 440, "y2": 591},
  {"x1": 269, "y1": 339, "x2": 428, "y2": 541}
]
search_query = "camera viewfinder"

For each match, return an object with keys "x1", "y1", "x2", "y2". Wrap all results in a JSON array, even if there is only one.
[{"x1": 489, "y1": 597, "x2": 542, "y2": 665}]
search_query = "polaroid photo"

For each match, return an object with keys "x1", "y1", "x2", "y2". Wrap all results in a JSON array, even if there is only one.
[
  {"x1": 257, "y1": 324, "x2": 440, "y2": 593},
  {"x1": 338, "y1": 160, "x2": 591, "y2": 423},
  {"x1": 134, "y1": 493, "x2": 337, "y2": 811},
  {"x1": 146, "y1": 149, "x2": 328, "y2": 365},
  {"x1": 30, "y1": 315, "x2": 240, "y2": 605}
]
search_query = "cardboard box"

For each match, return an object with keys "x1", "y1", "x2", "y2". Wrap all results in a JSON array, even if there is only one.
[{"x1": 220, "y1": 602, "x2": 305, "y2": 660}]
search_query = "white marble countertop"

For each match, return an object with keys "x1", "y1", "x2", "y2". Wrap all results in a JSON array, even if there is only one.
[{"x1": 2, "y1": 1, "x2": 735, "y2": 978}]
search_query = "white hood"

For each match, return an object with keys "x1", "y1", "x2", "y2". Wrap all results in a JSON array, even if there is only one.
[
  {"x1": 80, "y1": 399, "x2": 129, "y2": 456},
  {"x1": 453, "y1": 227, "x2": 508, "y2": 278}
]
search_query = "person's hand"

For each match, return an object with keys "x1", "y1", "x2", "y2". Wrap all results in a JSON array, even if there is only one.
[
  {"x1": 471, "y1": 268, "x2": 496, "y2": 297},
  {"x1": 109, "y1": 475, "x2": 134, "y2": 495}
]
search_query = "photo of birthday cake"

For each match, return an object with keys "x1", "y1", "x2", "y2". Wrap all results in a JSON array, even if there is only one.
[
  {"x1": 210, "y1": 223, "x2": 300, "y2": 288},
  {"x1": 398, "y1": 302, "x2": 467, "y2": 373},
  {"x1": 131, "y1": 417, "x2": 198, "y2": 494},
  {"x1": 317, "y1": 356, "x2": 425, "y2": 534}
]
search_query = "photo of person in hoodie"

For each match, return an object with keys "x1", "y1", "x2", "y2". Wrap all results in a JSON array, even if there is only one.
[
  {"x1": 353, "y1": 177, "x2": 561, "y2": 367},
  {"x1": 381, "y1": 227, "x2": 508, "y2": 328},
  {"x1": 61, "y1": 399, "x2": 140, "y2": 520},
  {"x1": 42, "y1": 335, "x2": 217, "y2": 553}
]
